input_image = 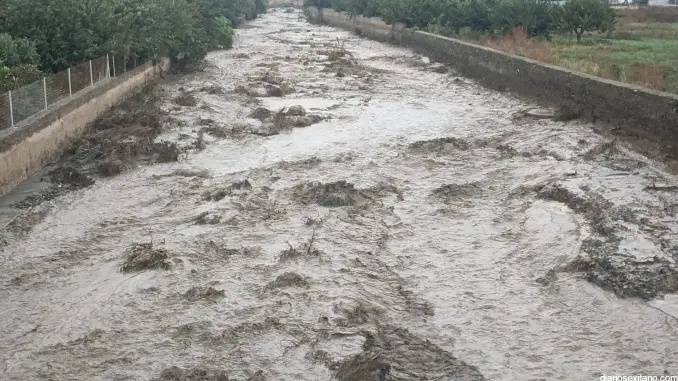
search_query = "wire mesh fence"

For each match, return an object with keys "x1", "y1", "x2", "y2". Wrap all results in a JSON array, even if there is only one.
[
  {"x1": 0, "y1": 93, "x2": 10, "y2": 130},
  {"x1": 92, "y1": 56, "x2": 109, "y2": 84},
  {"x1": 70, "y1": 60, "x2": 94, "y2": 95},
  {"x1": 46, "y1": 69, "x2": 71, "y2": 105},
  {"x1": 0, "y1": 54, "x2": 150, "y2": 132},
  {"x1": 111, "y1": 56, "x2": 136, "y2": 78},
  {"x1": 11, "y1": 78, "x2": 45, "y2": 126}
]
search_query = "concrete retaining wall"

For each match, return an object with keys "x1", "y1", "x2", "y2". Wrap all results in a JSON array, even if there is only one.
[
  {"x1": 307, "y1": 7, "x2": 678, "y2": 145},
  {"x1": 0, "y1": 59, "x2": 170, "y2": 196}
]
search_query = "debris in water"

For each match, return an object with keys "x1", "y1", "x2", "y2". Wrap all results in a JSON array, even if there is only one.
[
  {"x1": 265, "y1": 84, "x2": 285, "y2": 97},
  {"x1": 174, "y1": 93, "x2": 198, "y2": 107},
  {"x1": 583, "y1": 140, "x2": 621, "y2": 160},
  {"x1": 275, "y1": 156, "x2": 323, "y2": 170},
  {"x1": 303, "y1": 215, "x2": 324, "y2": 227},
  {"x1": 55, "y1": 88, "x2": 178, "y2": 179},
  {"x1": 200, "y1": 85, "x2": 224, "y2": 95},
  {"x1": 408, "y1": 137, "x2": 470, "y2": 153},
  {"x1": 335, "y1": 351, "x2": 390, "y2": 381},
  {"x1": 537, "y1": 183, "x2": 616, "y2": 237},
  {"x1": 291, "y1": 181, "x2": 365, "y2": 207},
  {"x1": 246, "y1": 370, "x2": 267, "y2": 381},
  {"x1": 183, "y1": 286, "x2": 225, "y2": 302},
  {"x1": 279, "y1": 231, "x2": 321, "y2": 261},
  {"x1": 536, "y1": 269, "x2": 557, "y2": 286},
  {"x1": 330, "y1": 325, "x2": 486, "y2": 380},
  {"x1": 327, "y1": 47, "x2": 349, "y2": 62},
  {"x1": 259, "y1": 70, "x2": 284, "y2": 86},
  {"x1": 525, "y1": 108, "x2": 557, "y2": 120},
  {"x1": 153, "y1": 168, "x2": 211, "y2": 179},
  {"x1": 202, "y1": 179, "x2": 251, "y2": 202},
  {"x1": 644, "y1": 184, "x2": 678, "y2": 192},
  {"x1": 231, "y1": 179, "x2": 252, "y2": 190},
  {"x1": 431, "y1": 182, "x2": 482, "y2": 203},
  {"x1": 235, "y1": 84, "x2": 259, "y2": 97},
  {"x1": 554, "y1": 105, "x2": 581, "y2": 121},
  {"x1": 563, "y1": 247, "x2": 678, "y2": 300},
  {"x1": 249, "y1": 107, "x2": 272, "y2": 120},
  {"x1": 203, "y1": 189, "x2": 230, "y2": 201},
  {"x1": 194, "y1": 211, "x2": 221, "y2": 225},
  {"x1": 153, "y1": 366, "x2": 229, "y2": 381},
  {"x1": 48, "y1": 167, "x2": 95, "y2": 188},
  {"x1": 120, "y1": 243, "x2": 171, "y2": 273},
  {"x1": 97, "y1": 159, "x2": 128, "y2": 177},
  {"x1": 397, "y1": 285, "x2": 435, "y2": 316},
  {"x1": 251, "y1": 108, "x2": 323, "y2": 136},
  {"x1": 427, "y1": 63, "x2": 449, "y2": 73},
  {"x1": 266, "y1": 272, "x2": 309, "y2": 289},
  {"x1": 11, "y1": 167, "x2": 95, "y2": 209},
  {"x1": 198, "y1": 117, "x2": 217, "y2": 127},
  {"x1": 318, "y1": 193, "x2": 355, "y2": 207},
  {"x1": 321, "y1": 51, "x2": 382, "y2": 78},
  {"x1": 155, "y1": 141, "x2": 181, "y2": 162},
  {"x1": 335, "y1": 301, "x2": 384, "y2": 326},
  {"x1": 286, "y1": 105, "x2": 306, "y2": 116}
]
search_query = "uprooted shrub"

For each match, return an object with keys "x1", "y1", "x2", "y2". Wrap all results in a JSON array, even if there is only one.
[{"x1": 120, "y1": 243, "x2": 171, "y2": 273}]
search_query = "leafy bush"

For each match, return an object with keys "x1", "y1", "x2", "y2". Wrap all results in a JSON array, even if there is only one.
[
  {"x1": 492, "y1": 0, "x2": 556, "y2": 37},
  {"x1": 305, "y1": 0, "x2": 333, "y2": 8},
  {"x1": 211, "y1": 17, "x2": 236, "y2": 49},
  {"x1": 255, "y1": 0, "x2": 270, "y2": 14},
  {"x1": 0, "y1": 33, "x2": 40, "y2": 68},
  {"x1": 0, "y1": 64, "x2": 43, "y2": 92},
  {"x1": 0, "y1": 33, "x2": 42, "y2": 92}
]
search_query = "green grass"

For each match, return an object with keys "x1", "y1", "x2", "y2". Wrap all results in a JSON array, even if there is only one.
[
  {"x1": 454, "y1": 13, "x2": 678, "y2": 94},
  {"x1": 550, "y1": 37, "x2": 678, "y2": 94},
  {"x1": 613, "y1": 22, "x2": 678, "y2": 40}
]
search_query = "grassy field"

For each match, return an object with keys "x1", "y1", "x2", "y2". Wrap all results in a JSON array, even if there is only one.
[{"x1": 464, "y1": 7, "x2": 678, "y2": 94}]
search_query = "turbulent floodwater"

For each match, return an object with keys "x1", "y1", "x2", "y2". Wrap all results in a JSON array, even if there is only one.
[{"x1": 2, "y1": 8, "x2": 678, "y2": 381}]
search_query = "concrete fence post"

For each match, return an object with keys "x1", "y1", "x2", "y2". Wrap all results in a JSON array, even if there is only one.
[
  {"x1": 8, "y1": 90, "x2": 14, "y2": 127},
  {"x1": 112, "y1": 55, "x2": 116, "y2": 78},
  {"x1": 43, "y1": 77, "x2": 48, "y2": 110},
  {"x1": 68, "y1": 68, "x2": 72, "y2": 96},
  {"x1": 106, "y1": 54, "x2": 111, "y2": 79},
  {"x1": 89, "y1": 60, "x2": 94, "y2": 86}
]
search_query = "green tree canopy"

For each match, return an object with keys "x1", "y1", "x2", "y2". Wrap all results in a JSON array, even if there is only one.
[
  {"x1": 0, "y1": 33, "x2": 42, "y2": 92},
  {"x1": 0, "y1": 0, "x2": 268, "y2": 75},
  {"x1": 557, "y1": 0, "x2": 616, "y2": 41}
]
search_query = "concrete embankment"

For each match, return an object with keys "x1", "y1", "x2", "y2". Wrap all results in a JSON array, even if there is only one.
[
  {"x1": 0, "y1": 59, "x2": 170, "y2": 196},
  {"x1": 306, "y1": 7, "x2": 678, "y2": 148}
]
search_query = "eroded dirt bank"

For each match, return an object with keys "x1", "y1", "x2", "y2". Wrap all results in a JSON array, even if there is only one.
[{"x1": 1, "y1": 8, "x2": 678, "y2": 381}]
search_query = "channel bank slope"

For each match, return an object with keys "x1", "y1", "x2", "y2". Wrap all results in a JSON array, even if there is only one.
[{"x1": 1, "y1": 8, "x2": 678, "y2": 381}]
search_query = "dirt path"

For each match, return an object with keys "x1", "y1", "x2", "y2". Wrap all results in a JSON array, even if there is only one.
[{"x1": 1, "y1": 8, "x2": 678, "y2": 381}]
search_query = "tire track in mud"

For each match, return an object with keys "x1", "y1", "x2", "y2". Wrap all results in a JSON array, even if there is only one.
[{"x1": 1, "y1": 7, "x2": 678, "y2": 381}]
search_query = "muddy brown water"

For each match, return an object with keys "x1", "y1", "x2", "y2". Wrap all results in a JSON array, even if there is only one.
[{"x1": 2, "y1": 8, "x2": 678, "y2": 381}]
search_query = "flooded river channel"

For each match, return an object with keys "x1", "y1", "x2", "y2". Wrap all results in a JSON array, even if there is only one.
[{"x1": 1, "y1": 8, "x2": 678, "y2": 381}]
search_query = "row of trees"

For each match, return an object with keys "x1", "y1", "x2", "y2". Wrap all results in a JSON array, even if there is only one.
[
  {"x1": 0, "y1": 0, "x2": 268, "y2": 91},
  {"x1": 305, "y1": 0, "x2": 616, "y2": 41}
]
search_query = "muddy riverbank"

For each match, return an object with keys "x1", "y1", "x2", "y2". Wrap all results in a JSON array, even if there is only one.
[{"x1": 1, "y1": 8, "x2": 678, "y2": 381}]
